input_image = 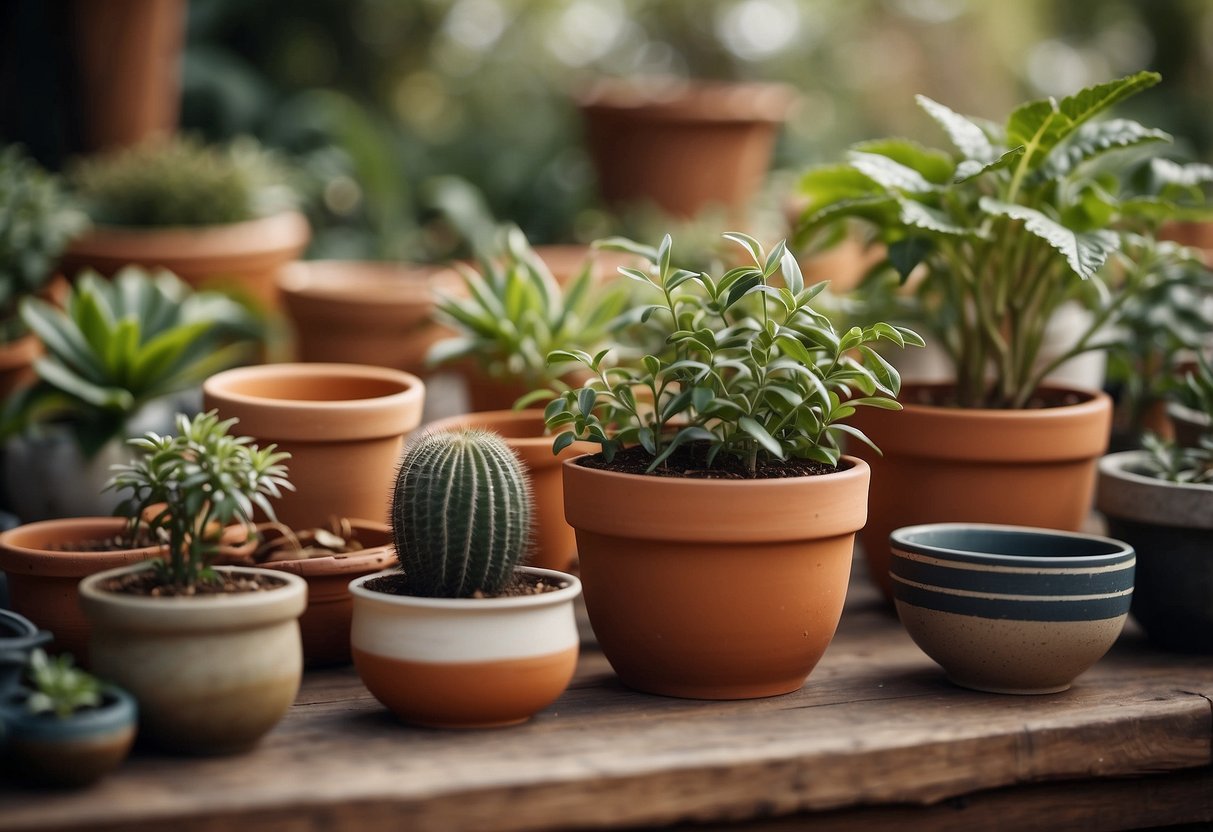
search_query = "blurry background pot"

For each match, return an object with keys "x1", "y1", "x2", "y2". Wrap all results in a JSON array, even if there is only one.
[
  {"x1": 0, "y1": 610, "x2": 51, "y2": 698},
  {"x1": 203, "y1": 363, "x2": 425, "y2": 529},
  {"x1": 424, "y1": 410, "x2": 594, "y2": 571}
]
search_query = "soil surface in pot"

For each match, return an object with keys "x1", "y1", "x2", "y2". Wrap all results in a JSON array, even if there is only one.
[
  {"x1": 364, "y1": 571, "x2": 567, "y2": 599},
  {"x1": 47, "y1": 528, "x2": 160, "y2": 552},
  {"x1": 577, "y1": 442, "x2": 837, "y2": 479},
  {"x1": 217, "y1": 519, "x2": 380, "y2": 566},
  {"x1": 905, "y1": 386, "x2": 1088, "y2": 410},
  {"x1": 97, "y1": 569, "x2": 287, "y2": 598}
]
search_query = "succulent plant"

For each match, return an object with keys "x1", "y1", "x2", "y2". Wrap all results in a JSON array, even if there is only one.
[
  {"x1": 23, "y1": 649, "x2": 102, "y2": 719},
  {"x1": 390, "y1": 428, "x2": 532, "y2": 598},
  {"x1": 69, "y1": 136, "x2": 297, "y2": 227}
]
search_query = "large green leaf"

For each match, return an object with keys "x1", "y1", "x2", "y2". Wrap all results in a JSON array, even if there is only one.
[
  {"x1": 794, "y1": 196, "x2": 900, "y2": 246},
  {"x1": 31, "y1": 357, "x2": 133, "y2": 411},
  {"x1": 916, "y1": 95, "x2": 994, "y2": 163},
  {"x1": 1045, "y1": 119, "x2": 1170, "y2": 177},
  {"x1": 1058, "y1": 71, "x2": 1161, "y2": 128},
  {"x1": 980, "y1": 198, "x2": 1120, "y2": 279},
  {"x1": 20, "y1": 298, "x2": 107, "y2": 384},
  {"x1": 897, "y1": 199, "x2": 975, "y2": 236},
  {"x1": 852, "y1": 138, "x2": 955, "y2": 184},
  {"x1": 847, "y1": 152, "x2": 936, "y2": 194},
  {"x1": 796, "y1": 165, "x2": 885, "y2": 217}
]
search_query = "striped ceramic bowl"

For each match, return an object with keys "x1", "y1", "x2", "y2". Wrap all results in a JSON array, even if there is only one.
[{"x1": 889, "y1": 524, "x2": 1135, "y2": 694}]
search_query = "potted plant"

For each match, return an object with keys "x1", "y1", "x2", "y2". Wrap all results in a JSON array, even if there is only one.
[
  {"x1": 427, "y1": 225, "x2": 629, "y2": 412},
  {"x1": 78, "y1": 410, "x2": 307, "y2": 754},
  {"x1": 0, "y1": 266, "x2": 262, "y2": 520},
  {"x1": 202, "y1": 362, "x2": 425, "y2": 529},
  {"x1": 1097, "y1": 365, "x2": 1213, "y2": 654},
  {"x1": 0, "y1": 609, "x2": 51, "y2": 699},
  {"x1": 794, "y1": 71, "x2": 1208, "y2": 597},
  {"x1": 542, "y1": 231, "x2": 920, "y2": 699},
  {"x1": 0, "y1": 649, "x2": 137, "y2": 787},
  {"x1": 61, "y1": 135, "x2": 309, "y2": 309},
  {"x1": 0, "y1": 145, "x2": 88, "y2": 399},
  {"x1": 1168, "y1": 353, "x2": 1213, "y2": 447},
  {"x1": 350, "y1": 428, "x2": 582, "y2": 728}
]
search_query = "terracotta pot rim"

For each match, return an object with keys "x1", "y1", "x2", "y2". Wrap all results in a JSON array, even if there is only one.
[
  {"x1": 577, "y1": 78, "x2": 797, "y2": 123},
  {"x1": 278, "y1": 260, "x2": 459, "y2": 306},
  {"x1": 0, "y1": 517, "x2": 164, "y2": 575},
  {"x1": 562, "y1": 451, "x2": 863, "y2": 488},
  {"x1": 423, "y1": 410, "x2": 595, "y2": 455},
  {"x1": 349, "y1": 566, "x2": 581, "y2": 611},
  {"x1": 898, "y1": 383, "x2": 1108, "y2": 417},
  {"x1": 257, "y1": 519, "x2": 396, "y2": 575},
  {"x1": 890, "y1": 522, "x2": 1136, "y2": 568},
  {"x1": 64, "y1": 210, "x2": 311, "y2": 259}
]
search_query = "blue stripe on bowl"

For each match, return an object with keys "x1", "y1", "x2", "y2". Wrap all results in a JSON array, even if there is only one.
[
  {"x1": 892, "y1": 580, "x2": 1134, "y2": 622},
  {"x1": 889, "y1": 524, "x2": 1135, "y2": 569},
  {"x1": 890, "y1": 553, "x2": 1136, "y2": 596}
]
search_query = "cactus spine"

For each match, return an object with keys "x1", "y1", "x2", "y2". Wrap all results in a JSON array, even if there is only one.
[{"x1": 391, "y1": 428, "x2": 533, "y2": 598}]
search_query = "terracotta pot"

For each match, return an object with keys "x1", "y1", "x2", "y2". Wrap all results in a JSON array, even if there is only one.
[
  {"x1": 256, "y1": 520, "x2": 397, "y2": 667},
  {"x1": 849, "y1": 384, "x2": 1113, "y2": 601},
  {"x1": 0, "y1": 517, "x2": 163, "y2": 663},
  {"x1": 0, "y1": 685, "x2": 137, "y2": 787},
  {"x1": 578, "y1": 78, "x2": 797, "y2": 219},
  {"x1": 278, "y1": 261, "x2": 460, "y2": 374},
  {"x1": 1097, "y1": 450, "x2": 1213, "y2": 653},
  {"x1": 562, "y1": 455, "x2": 869, "y2": 700},
  {"x1": 0, "y1": 334, "x2": 40, "y2": 402},
  {"x1": 350, "y1": 566, "x2": 581, "y2": 728},
  {"x1": 203, "y1": 363, "x2": 425, "y2": 530},
  {"x1": 424, "y1": 411, "x2": 595, "y2": 571},
  {"x1": 1159, "y1": 220, "x2": 1213, "y2": 266},
  {"x1": 59, "y1": 211, "x2": 311, "y2": 308},
  {"x1": 78, "y1": 563, "x2": 306, "y2": 754},
  {"x1": 531, "y1": 245, "x2": 641, "y2": 285},
  {"x1": 70, "y1": 0, "x2": 186, "y2": 152}
]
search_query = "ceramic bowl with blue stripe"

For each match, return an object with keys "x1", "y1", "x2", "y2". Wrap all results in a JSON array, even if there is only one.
[{"x1": 890, "y1": 524, "x2": 1135, "y2": 694}]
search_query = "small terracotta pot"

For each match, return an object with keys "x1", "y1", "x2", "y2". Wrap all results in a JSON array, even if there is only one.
[
  {"x1": 0, "y1": 334, "x2": 41, "y2": 402},
  {"x1": 256, "y1": 520, "x2": 397, "y2": 667},
  {"x1": 59, "y1": 211, "x2": 311, "y2": 308},
  {"x1": 530, "y1": 245, "x2": 641, "y2": 285},
  {"x1": 203, "y1": 363, "x2": 425, "y2": 529},
  {"x1": 563, "y1": 455, "x2": 869, "y2": 700},
  {"x1": 350, "y1": 566, "x2": 581, "y2": 728},
  {"x1": 578, "y1": 78, "x2": 797, "y2": 219},
  {"x1": 848, "y1": 384, "x2": 1113, "y2": 601},
  {"x1": 0, "y1": 517, "x2": 163, "y2": 663},
  {"x1": 0, "y1": 685, "x2": 137, "y2": 787},
  {"x1": 890, "y1": 524, "x2": 1135, "y2": 694},
  {"x1": 78, "y1": 563, "x2": 306, "y2": 755},
  {"x1": 278, "y1": 261, "x2": 460, "y2": 374},
  {"x1": 424, "y1": 411, "x2": 595, "y2": 571}
]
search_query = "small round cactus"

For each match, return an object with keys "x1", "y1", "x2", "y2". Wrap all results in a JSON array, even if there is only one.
[{"x1": 391, "y1": 428, "x2": 533, "y2": 598}]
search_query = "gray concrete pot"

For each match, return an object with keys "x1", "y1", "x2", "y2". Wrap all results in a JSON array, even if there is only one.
[{"x1": 1096, "y1": 450, "x2": 1213, "y2": 653}]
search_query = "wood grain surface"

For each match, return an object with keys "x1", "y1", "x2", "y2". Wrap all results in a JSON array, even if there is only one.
[{"x1": 1, "y1": 571, "x2": 1209, "y2": 832}]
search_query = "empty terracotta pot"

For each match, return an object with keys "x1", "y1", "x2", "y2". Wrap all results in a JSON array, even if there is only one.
[
  {"x1": 848, "y1": 384, "x2": 1113, "y2": 601},
  {"x1": 350, "y1": 566, "x2": 581, "y2": 728},
  {"x1": 563, "y1": 455, "x2": 869, "y2": 700},
  {"x1": 424, "y1": 411, "x2": 595, "y2": 571},
  {"x1": 203, "y1": 363, "x2": 425, "y2": 529},
  {"x1": 279, "y1": 261, "x2": 460, "y2": 375},
  {"x1": 59, "y1": 211, "x2": 310, "y2": 308},
  {"x1": 578, "y1": 78, "x2": 797, "y2": 219}
]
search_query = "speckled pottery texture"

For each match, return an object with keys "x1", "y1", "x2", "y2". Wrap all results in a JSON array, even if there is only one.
[
  {"x1": 1097, "y1": 450, "x2": 1213, "y2": 653},
  {"x1": 0, "y1": 685, "x2": 137, "y2": 787},
  {"x1": 890, "y1": 524, "x2": 1135, "y2": 694}
]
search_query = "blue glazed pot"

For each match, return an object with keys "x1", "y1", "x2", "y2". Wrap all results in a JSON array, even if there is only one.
[
  {"x1": 0, "y1": 610, "x2": 51, "y2": 700},
  {"x1": 889, "y1": 524, "x2": 1135, "y2": 694},
  {"x1": 0, "y1": 685, "x2": 137, "y2": 787}
]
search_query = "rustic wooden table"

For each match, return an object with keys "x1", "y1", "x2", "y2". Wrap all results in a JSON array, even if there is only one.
[{"x1": 1, "y1": 566, "x2": 1210, "y2": 832}]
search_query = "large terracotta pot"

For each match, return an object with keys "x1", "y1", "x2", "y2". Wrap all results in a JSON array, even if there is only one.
[
  {"x1": 849, "y1": 384, "x2": 1113, "y2": 600},
  {"x1": 278, "y1": 261, "x2": 460, "y2": 375},
  {"x1": 424, "y1": 411, "x2": 595, "y2": 571},
  {"x1": 0, "y1": 334, "x2": 40, "y2": 402},
  {"x1": 350, "y1": 566, "x2": 581, "y2": 728},
  {"x1": 203, "y1": 363, "x2": 425, "y2": 530},
  {"x1": 578, "y1": 78, "x2": 797, "y2": 219},
  {"x1": 256, "y1": 519, "x2": 397, "y2": 667},
  {"x1": 0, "y1": 517, "x2": 162, "y2": 662},
  {"x1": 59, "y1": 211, "x2": 311, "y2": 308},
  {"x1": 79, "y1": 563, "x2": 305, "y2": 755},
  {"x1": 562, "y1": 455, "x2": 869, "y2": 700}
]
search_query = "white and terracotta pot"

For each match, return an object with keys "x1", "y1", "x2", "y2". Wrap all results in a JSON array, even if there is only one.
[
  {"x1": 350, "y1": 566, "x2": 581, "y2": 728},
  {"x1": 78, "y1": 563, "x2": 306, "y2": 754}
]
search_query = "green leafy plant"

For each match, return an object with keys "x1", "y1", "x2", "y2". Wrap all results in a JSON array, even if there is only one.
[
  {"x1": 23, "y1": 649, "x2": 102, "y2": 719},
  {"x1": 5, "y1": 267, "x2": 263, "y2": 456},
  {"x1": 1139, "y1": 356, "x2": 1213, "y2": 484},
  {"x1": 1174, "y1": 351, "x2": 1213, "y2": 419},
  {"x1": 0, "y1": 145, "x2": 88, "y2": 342},
  {"x1": 390, "y1": 428, "x2": 531, "y2": 598},
  {"x1": 70, "y1": 136, "x2": 297, "y2": 227},
  {"x1": 541, "y1": 232, "x2": 923, "y2": 476},
  {"x1": 105, "y1": 410, "x2": 292, "y2": 589},
  {"x1": 796, "y1": 71, "x2": 1213, "y2": 409},
  {"x1": 428, "y1": 225, "x2": 629, "y2": 393}
]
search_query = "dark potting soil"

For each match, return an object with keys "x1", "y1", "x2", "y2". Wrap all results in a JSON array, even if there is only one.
[
  {"x1": 98, "y1": 569, "x2": 287, "y2": 598},
  {"x1": 905, "y1": 386, "x2": 1087, "y2": 409},
  {"x1": 576, "y1": 442, "x2": 838, "y2": 479},
  {"x1": 50, "y1": 529, "x2": 161, "y2": 552},
  {"x1": 364, "y1": 571, "x2": 568, "y2": 599}
]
